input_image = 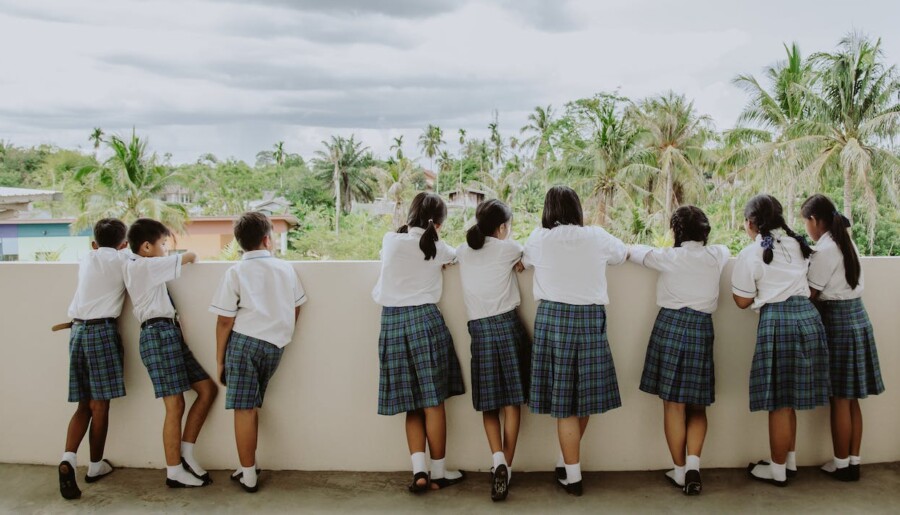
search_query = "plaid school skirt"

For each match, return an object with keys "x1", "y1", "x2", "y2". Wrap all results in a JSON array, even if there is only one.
[
  {"x1": 640, "y1": 307, "x2": 715, "y2": 406},
  {"x1": 820, "y1": 298, "x2": 885, "y2": 399},
  {"x1": 68, "y1": 321, "x2": 126, "y2": 402},
  {"x1": 469, "y1": 309, "x2": 531, "y2": 412},
  {"x1": 749, "y1": 296, "x2": 830, "y2": 412},
  {"x1": 377, "y1": 304, "x2": 465, "y2": 416},
  {"x1": 529, "y1": 301, "x2": 621, "y2": 418}
]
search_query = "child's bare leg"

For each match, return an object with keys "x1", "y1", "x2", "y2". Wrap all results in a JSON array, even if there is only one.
[
  {"x1": 768, "y1": 408, "x2": 793, "y2": 464},
  {"x1": 849, "y1": 400, "x2": 863, "y2": 456},
  {"x1": 663, "y1": 401, "x2": 687, "y2": 466},
  {"x1": 423, "y1": 404, "x2": 447, "y2": 460},
  {"x1": 182, "y1": 379, "x2": 217, "y2": 443},
  {"x1": 558, "y1": 416, "x2": 585, "y2": 464},
  {"x1": 685, "y1": 404, "x2": 707, "y2": 458},
  {"x1": 789, "y1": 408, "x2": 797, "y2": 452},
  {"x1": 234, "y1": 409, "x2": 258, "y2": 467},
  {"x1": 482, "y1": 410, "x2": 503, "y2": 454},
  {"x1": 830, "y1": 397, "x2": 852, "y2": 458},
  {"x1": 162, "y1": 394, "x2": 186, "y2": 466},
  {"x1": 87, "y1": 400, "x2": 111, "y2": 462},
  {"x1": 405, "y1": 410, "x2": 427, "y2": 488},
  {"x1": 65, "y1": 401, "x2": 92, "y2": 454},
  {"x1": 502, "y1": 405, "x2": 521, "y2": 465}
]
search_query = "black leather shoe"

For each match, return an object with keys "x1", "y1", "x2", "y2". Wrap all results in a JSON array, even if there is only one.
[
  {"x1": 557, "y1": 478, "x2": 583, "y2": 496},
  {"x1": 58, "y1": 461, "x2": 81, "y2": 500},
  {"x1": 684, "y1": 469, "x2": 702, "y2": 495},
  {"x1": 491, "y1": 464, "x2": 509, "y2": 501},
  {"x1": 849, "y1": 464, "x2": 860, "y2": 481}
]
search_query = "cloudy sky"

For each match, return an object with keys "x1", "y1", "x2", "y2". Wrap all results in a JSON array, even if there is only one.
[{"x1": 1, "y1": 0, "x2": 898, "y2": 164}]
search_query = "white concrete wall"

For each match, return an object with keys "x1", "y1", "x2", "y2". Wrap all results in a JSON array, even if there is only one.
[{"x1": 0, "y1": 259, "x2": 897, "y2": 472}]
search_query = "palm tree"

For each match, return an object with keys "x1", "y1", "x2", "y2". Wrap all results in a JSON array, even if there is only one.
[
  {"x1": 314, "y1": 135, "x2": 376, "y2": 235},
  {"x1": 520, "y1": 105, "x2": 556, "y2": 170},
  {"x1": 89, "y1": 128, "x2": 104, "y2": 162},
  {"x1": 488, "y1": 113, "x2": 504, "y2": 167},
  {"x1": 370, "y1": 157, "x2": 420, "y2": 227},
  {"x1": 273, "y1": 141, "x2": 286, "y2": 190},
  {"x1": 390, "y1": 135, "x2": 405, "y2": 161},
  {"x1": 805, "y1": 33, "x2": 900, "y2": 252},
  {"x1": 418, "y1": 125, "x2": 444, "y2": 193},
  {"x1": 73, "y1": 130, "x2": 187, "y2": 232},
  {"x1": 626, "y1": 92, "x2": 713, "y2": 223},
  {"x1": 458, "y1": 128, "x2": 467, "y2": 147}
]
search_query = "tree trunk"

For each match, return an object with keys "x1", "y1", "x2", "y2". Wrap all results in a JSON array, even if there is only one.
[
  {"x1": 786, "y1": 178, "x2": 796, "y2": 227},
  {"x1": 334, "y1": 163, "x2": 340, "y2": 236},
  {"x1": 664, "y1": 161, "x2": 674, "y2": 223},
  {"x1": 842, "y1": 163, "x2": 852, "y2": 227}
]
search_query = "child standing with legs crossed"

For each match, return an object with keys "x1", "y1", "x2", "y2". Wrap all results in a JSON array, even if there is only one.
[
  {"x1": 523, "y1": 186, "x2": 627, "y2": 496},
  {"x1": 210, "y1": 212, "x2": 307, "y2": 493},
  {"x1": 372, "y1": 192, "x2": 467, "y2": 493},
  {"x1": 457, "y1": 199, "x2": 529, "y2": 502},
  {"x1": 124, "y1": 218, "x2": 218, "y2": 488},
  {"x1": 801, "y1": 194, "x2": 884, "y2": 481},
  {"x1": 732, "y1": 194, "x2": 830, "y2": 487},
  {"x1": 58, "y1": 219, "x2": 130, "y2": 500},
  {"x1": 629, "y1": 206, "x2": 729, "y2": 496}
]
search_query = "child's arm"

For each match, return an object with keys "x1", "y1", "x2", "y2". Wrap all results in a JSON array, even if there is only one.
[
  {"x1": 731, "y1": 250, "x2": 760, "y2": 309},
  {"x1": 215, "y1": 315, "x2": 235, "y2": 386},
  {"x1": 295, "y1": 306, "x2": 301, "y2": 322},
  {"x1": 182, "y1": 252, "x2": 197, "y2": 265}
]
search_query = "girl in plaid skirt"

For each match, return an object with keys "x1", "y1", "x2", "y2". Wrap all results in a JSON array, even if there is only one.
[
  {"x1": 801, "y1": 194, "x2": 884, "y2": 482},
  {"x1": 523, "y1": 186, "x2": 628, "y2": 496},
  {"x1": 732, "y1": 194, "x2": 829, "y2": 487},
  {"x1": 371, "y1": 192, "x2": 466, "y2": 493},
  {"x1": 457, "y1": 199, "x2": 528, "y2": 501},
  {"x1": 629, "y1": 206, "x2": 730, "y2": 495}
]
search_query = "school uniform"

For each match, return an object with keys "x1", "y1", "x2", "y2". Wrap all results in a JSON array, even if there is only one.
[
  {"x1": 372, "y1": 228, "x2": 465, "y2": 416},
  {"x1": 523, "y1": 225, "x2": 627, "y2": 418},
  {"x1": 457, "y1": 237, "x2": 529, "y2": 412},
  {"x1": 125, "y1": 253, "x2": 209, "y2": 399},
  {"x1": 66, "y1": 247, "x2": 129, "y2": 402},
  {"x1": 809, "y1": 232, "x2": 884, "y2": 399},
  {"x1": 629, "y1": 242, "x2": 730, "y2": 406},
  {"x1": 209, "y1": 250, "x2": 307, "y2": 410},
  {"x1": 732, "y1": 231, "x2": 830, "y2": 412}
]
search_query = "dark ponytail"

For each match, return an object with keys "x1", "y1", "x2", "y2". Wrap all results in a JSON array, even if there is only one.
[
  {"x1": 670, "y1": 205, "x2": 710, "y2": 247},
  {"x1": 744, "y1": 194, "x2": 812, "y2": 264},
  {"x1": 403, "y1": 192, "x2": 448, "y2": 260},
  {"x1": 801, "y1": 194, "x2": 860, "y2": 289},
  {"x1": 466, "y1": 199, "x2": 512, "y2": 250}
]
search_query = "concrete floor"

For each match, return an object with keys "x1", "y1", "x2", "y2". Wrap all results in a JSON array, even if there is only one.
[{"x1": 2, "y1": 463, "x2": 900, "y2": 514}]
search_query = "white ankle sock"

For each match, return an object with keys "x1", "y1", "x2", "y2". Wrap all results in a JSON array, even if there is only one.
[
  {"x1": 180, "y1": 441, "x2": 207, "y2": 476},
  {"x1": 87, "y1": 460, "x2": 112, "y2": 477},
  {"x1": 431, "y1": 457, "x2": 446, "y2": 479},
  {"x1": 820, "y1": 460, "x2": 836, "y2": 473},
  {"x1": 62, "y1": 452, "x2": 77, "y2": 469},
  {"x1": 563, "y1": 463, "x2": 582, "y2": 484},
  {"x1": 666, "y1": 465, "x2": 685, "y2": 486},
  {"x1": 834, "y1": 456, "x2": 850, "y2": 469},
  {"x1": 241, "y1": 465, "x2": 258, "y2": 488},
  {"x1": 786, "y1": 451, "x2": 797, "y2": 471},
  {"x1": 411, "y1": 452, "x2": 427, "y2": 475},
  {"x1": 849, "y1": 455, "x2": 861, "y2": 466},
  {"x1": 686, "y1": 455, "x2": 700, "y2": 472},
  {"x1": 166, "y1": 464, "x2": 203, "y2": 486},
  {"x1": 492, "y1": 452, "x2": 507, "y2": 470},
  {"x1": 556, "y1": 452, "x2": 565, "y2": 468},
  {"x1": 769, "y1": 461, "x2": 787, "y2": 482}
]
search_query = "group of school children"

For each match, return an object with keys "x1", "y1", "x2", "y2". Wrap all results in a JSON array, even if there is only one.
[{"x1": 57, "y1": 185, "x2": 884, "y2": 503}]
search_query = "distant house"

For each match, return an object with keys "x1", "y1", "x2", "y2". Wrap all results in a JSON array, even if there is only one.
[
  {"x1": 446, "y1": 188, "x2": 486, "y2": 209},
  {"x1": 422, "y1": 169, "x2": 436, "y2": 190},
  {"x1": 0, "y1": 187, "x2": 62, "y2": 220},
  {"x1": 249, "y1": 192, "x2": 292, "y2": 215},
  {"x1": 161, "y1": 184, "x2": 194, "y2": 205}
]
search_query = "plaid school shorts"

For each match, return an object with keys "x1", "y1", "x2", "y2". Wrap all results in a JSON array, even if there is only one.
[
  {"x1": 225, "y1": 331, "x2": 285, "y2": 410},
  {"x1": 820, "y1": 298, "x2": 885, "y2": 399},
  {"x1": 469, "y1": 309, "x2": 531, "y2": 412},
  {"x1": 68, "y1": 321, "x2": 126, "y2": 402},
  {"x1": 749, "y1": 296, "x2": 830, "y2": 412},
  {"x1": 377, "y1": 304, "x2": 465, "y2": 416},
  {"x1": 139, "y1": 319, "x2": 210, "y2": 398},
  {"x1": 640, "y1": 307, "x2": 716, "y2": 405},
  {"x1": 529, "y1": 301, "x2": 621, "y2": 418}
]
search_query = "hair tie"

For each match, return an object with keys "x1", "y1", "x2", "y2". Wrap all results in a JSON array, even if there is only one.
[
  {"x1": 760, "y1": 234, "x2": 775, "y2": 251},
  {"x1": 553, "y1": 221, "x2": 561, "y2": 226},
  {"x1": 427, "y1": 218, "x2": 433, "y2": 224}
]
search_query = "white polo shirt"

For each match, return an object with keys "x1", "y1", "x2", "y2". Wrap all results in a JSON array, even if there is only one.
[
  {"x1": 731, "y1": 231, "x2": 811, "y2": 311},
  {"x1": 124, "y1": 253, "x2": 182, "y2": 323},
  {"x1": 629, "y1": 242, "x2": 730, "y2": 313},
  {"x1": 808, "y1": 231, "x2": 864, "y2": 301},
  {"x1": 209, "y1": 250, "x2": 307, "y2": 348},
  {"x1": 372, "y1": 227, "x2": 457, "y2": 307},
  {"x1": 67, "y1": 247, "x2": 130, "y2": 319},
  {"x1": 522, "y1": 225, "x2": 627, "y2": 305},
  {"x1": 456, "y1": 237, "x2": 524, "y2": 321}
]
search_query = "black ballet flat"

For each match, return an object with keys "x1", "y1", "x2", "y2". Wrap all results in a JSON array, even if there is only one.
[
  {"x1": 557, "y1": 477, "x2": 583, "y2": 496},
  {"x1": 821, "y1": 466, "x2": 854, "y2": 482},
  {"x1": 58, "y1": 461, "x2": 81, "y2": 500},
  {"x1": 491, "y1": 464, "x2": 509, "y2": 502},
  {"x1": 849, "y1": 464, "x2": 860, "y2": 481},
  {"x1": 683, "y1": 469, "x2": 702, "y2": 495}
]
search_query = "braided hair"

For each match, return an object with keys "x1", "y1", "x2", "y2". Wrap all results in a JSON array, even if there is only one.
[
  {"x1": 670, "y1": 205, "x2": 710, "y2": 247},
  {"x1": 743, "y1": 194, "x2": 812, "y2": 264},
  {"x1": 466, "y1": 199, "x2": 512, "y2": 250},
  {"x1": 801, "y1": 194, "x2": 860, "y2": 289},
  {"x1": 398, "y1": 192, "x2": 447, "y2": 260}
]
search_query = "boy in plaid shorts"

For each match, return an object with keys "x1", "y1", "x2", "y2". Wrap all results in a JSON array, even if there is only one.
[
  {"x1": 124, "y1": 218, "x2": 218, "y2": 488},
  {"x1": 209, "y1": 211, "x2": 306, "y2": 493},
  {"x1": 58, "y1": 219, "x2": 129, "y2": 500}
]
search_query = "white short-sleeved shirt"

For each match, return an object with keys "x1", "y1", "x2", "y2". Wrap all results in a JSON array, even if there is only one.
[
  {"x1": 731, "y1": 231, "x2": 811, "y2": 311},
  {"x1": 456, "y1": 237, "x2": 524, "y2": 321},
  {"x1": 808, "y1": 231, "x2": 864, "y2": 300},
  {"x1": 208, "y1": 250, "x2": 307, "y2": 348},
  {"x1": 372, "y1": 227, "x2": 457, "y2": 307},
  {"x1": 67, "y1": 247, "x2": 130, "y2": 319},
  {"x1": 629, "y1": 242, "x2": 730, "y2": 313},
  {"x1": 124, "y1": 253, "x2": 182, "y2": 323},
  {"x1": 522, "y1": 225, "x2": 627, "y2": 305}
]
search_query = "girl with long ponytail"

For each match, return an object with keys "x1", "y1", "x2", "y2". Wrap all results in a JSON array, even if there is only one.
[
  {"x1": 801, "y1": 194, "x2": 884, "y2": 482},
  {"x1": 372, "y1": 192, "x2": 467, "y2": 493},
  {"x1": 456, "y1": 199, "x2": 528, "y2": 501},
  {"x1": 732, "y1": 194, "x2": 830, "y2": 487}
]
